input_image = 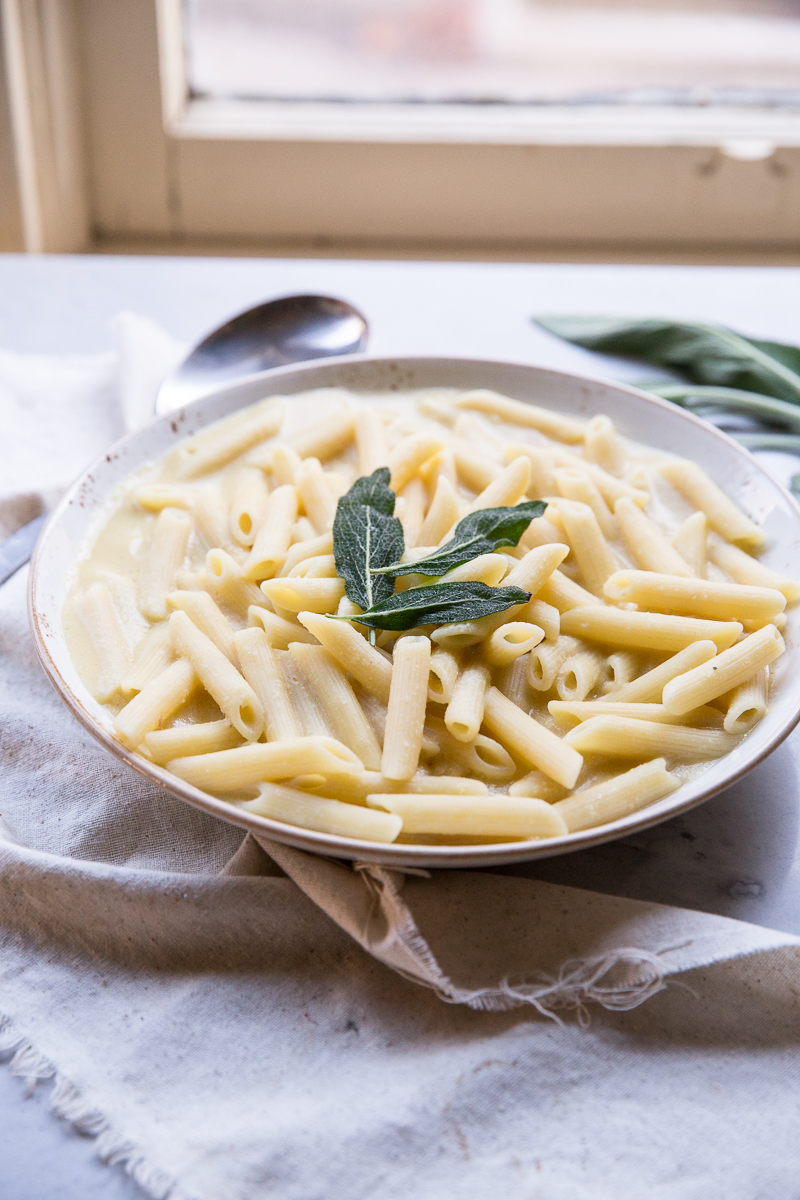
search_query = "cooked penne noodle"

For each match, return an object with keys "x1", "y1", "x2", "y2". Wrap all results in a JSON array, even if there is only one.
[
  {"x1": 243, "y1": 484, "x2": 299, "y2": 581},
  {"x1": 137, "y1": 507, "x2": 192, "y2": 621},
  {"x1": 602, "y1": 640, "x2": 717, "y2": 703},
  {"x1": 583, "y1": 414, "x2": 624, "y2": 477},
  {"x1": 561, "y1": 606, "x2": 742, "y2": 652},
  {"x1": 388, "y1": 433, "x2": 445, "y2": 493},
  {"x1": 261, "y1": 576, "x2": 346, "y2": 615},
  {"x1": 495, "y1": 655, "x2": 531, "y2": 710},
  {"x1": 538, "y1": 569, "x2": 602, "y2": 613},
  {"x1": 672, "y1": 510, "x2": 707, "y2": 578},
  {"x1": 555, "y1": 649, "x2": 605, "y2": 701},
  {"x1": 445, "y1": 659, "x2": 491, "y2": 742},
  {"x1": 723, "y1": 667, "x2": 769, "y2": 735},
  {"x1": 169, "y1": 609, "x2": 264, "y2": 740},
  {"x1": 355, "y1": 407, "x2": 389, "y2": 476},
  {"x1": 121, "y1": 622, "x2": 174, "y2": 696},
  {"x1": 205, "y1": 549, "x2": 266, "y2": 618},
  {"x1": 233, "y1": 627, "x2": 302, "y2": 741},
  {"x1": 599, "y1": 649, "x2": 639, "y2": 694},
  {"x1": 553, "y1": 499, "x2": 617, "y2": 596},
  {"x1": 553, "y1": 759, "x2": 680, "y2": 832},
  {"x1": 286, "y1": 408, "x2": 355, "y2": 462},
  {"x1": 506, "y1": 446, "x2": 559, "y2": 499},
  {"x1": 432, "y1": 726, "x2": 517, "y2": 782},
  {"x1": 167, "y1": 590, "x2": 237, "y2": 662},
  {"x1": 660, "y1": 459, "x2": 765, "y2": 548},
  {"x1": 383, "y1": 636, "x2": 431, "y2": 780},
  {"x1": 114, "y1": 659, "x2": 197, "y2": 749},
  {"x1": 465, "y1": 456, "x2": 531, "y2": 514},
  {"x1": 453, "y1": 443, "x2": 502, "y2": 492},
  {"x1": 242, "y1": 783, "x2": 401, "y2": 842},
  {"x1": 604, "y1": 569, "x2": 785, "y2": 627},
  {"x1": 418, "y1": 474, "x2": 461, "y2": 546},
  {"x1": 399, "y1": 476, "x2": 427, "y2": 546},
  {"x1": 555, "y1": 468, "x2": 617, "y2": 539},
  {"x1": 484, "y1": 622, "x2": 544, "y2": 667},
  {"x1": 297, "y1": 611, "x2": 393, "y2": 703},
  {"x1": 483, "y1": 687, "x2": 583, "y2": 788},
  {"x1": 434, "y1": 553, "x2": 509, "y2": 587},
  {"x1": 229, "y1": 468, "x2": 270, "y2": 547},
  {"x1": 74, "y1": 582, "x2": 133, "y2": 702},
  {"x1": 279, "y1": 531, "x2": 334, "y2": 577},
  {"x1": 168, "y1": 735, "x2": 362, "y2": 791},
  {"x1": 563, "y1": 716, "x2": 740, "y2": 761},
  {"x1": 522, "y1": 598, "x2": 560, "y2": 642},
  {"x1": 278, "y1": 651, "x2": 331, "y2": 737},
  {"x1": 427, "y1": 647, "x2": 460, "y2": 704},
  {"x1": 175, "y1": 401, "x2": 283, "y2": 479},
  {"x1": 453, "y1": 389, "x2": 586, "y2": 443},
  {"x1": 192, "y1": 486, "x2": 236, "y2": 555},
  {"x1": 614, "y1": 497, "x2": 694, "y2": 578},
  {"x1": 548, "y1": 700, "x2": 724, "y2": 730},
  {"x1": 508, "y1": 769, "x2": 568, "y2": 802},
  {"x1": 288, "y1": 554, "x2": 338, "y2": 579},
  {"x1": 526, "y1": 635, "x2": 583, "y2": 692},
  {"x1": 662, "y1": 624, "x2": 784, "y2": 715},
  {"x1": 247, "y1": 605, "x2": 317, "y2": 650},
  {"x1": 288, "y1": 644, "x2": 382, "y2": 771},
  {"x1": 707, "y1": 536, "x2": 800, "y2": 603},
  {"x1": 296, "y1": 457, "x2": 337, "y2": 533},
  {"x1": 367, "y1": 793, "x2": 567, "y2": 839},
  {"x1": 134, "y1": 484, "x2": 192, "y2": 511},
  {"x1": 144, "y1": 720, "x2": 242, "y2": 766},
  {"x1": 269, "y1": 442, "x2": 303, "y2": 484}
]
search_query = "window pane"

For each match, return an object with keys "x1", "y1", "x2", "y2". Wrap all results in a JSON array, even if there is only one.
[{"x1": 185, "y1": 0, "x2": 800, "y2": 106}]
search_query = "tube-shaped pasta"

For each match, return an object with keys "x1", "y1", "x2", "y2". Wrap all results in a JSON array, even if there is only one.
[
  {"x1": 243, "y1": 484, "x2": 299, "y2": 581},
  {"x1": 242, "y1": 783, "x2": 401, "y2": 843},
  {"x1": 355, "y1": 407, "x2": 388, "y2": 475},
  {"x1": 296, "y1": 457, "x2": 337, "y2": 533},
  {"x1": 603, "y1": 570, "x2": 785, "y2": 627},
  {"x1": 114, "y1": 659, "x2": 197, "y2": 749},
  {"x1": 145, "y1": 720, "x2": 242, "y2": 766},
  {"x1": 287, "y1": 409, "x2": 355, "y2": 462},
  {"x1": 289, "y1": 643, "x2": 382, "y2": 771},
  {"x1": 555, "y1": 649, "x2": 605, "y2": 701},
  {"x1": 508, "y1": 769, "x2": 568, "y2": 803},
  {"x1": 560, "y1": 606, "x2": 742, "y2": 652},
  {"x1": 484, "y1": 622, "x2": 544, "y2": 667},
  {"x1": 420, "y1": 447, "x2": 458, "y2": 490},
  {"x1": 583, "y1": 414, "x2": 624, "y2": 477},
  {"x1": 453, "y1": 443, "x2": 502, "y2": 492},
  {"x1": 548, "y1": 700, "x2": 724, "y2": 731},
  {"x1": 297, "y1": 610, "x2": 393, "y2": 703},
  {"x1": 247, "y1": 605, "x2": 317, "y2": 649},
  {"x1": 522, "y1": 598, "x2": 560, "y2": 642},
  {"x1": 229, "y1": 468, "x2": 270, "y2": 547},
  {"x1": 599, "y1": 650, "x2": 639, "y2": 694},
  {"x1": 453, "y1": 389, "x2": 586, "y2": 443},
  {"x1": 169, "y1": 609, "x2": 264, "y2": 740},
  {"x1": 495, "y1": 655, "x2": 531, "y2": 710},
  {"x1": 400, "y1": 476, "x2": 427, "y2": 546},
  {"x1": 662, "y1": 624, "x2": 784, "y2": 715},
  {"x1": 433, "y1": 553, "x2": 508, "y2": 587},
  {"x1": 707, "y1": 536, "x2": 800, "y2": 603},
  {"x1": 723, "y1": 667, "x2": 769, "y2": 735},
  {"x1": 205, "y1": 549, "x2": 266, "y2": 618},
  {"x1": 427, "y1": 647, "x2": 460, "y2": 704},
  {"x1": 366, "y1": 794, "x2": 567, "y2": 839},
  {"x1": 614, "y1": 497, "x2": 694, "y2": 578},
  {"x1": 538, "y1": 570, "x2": 602, "y2": 613},
  {"x1": 418, "y1": 475, "x2": 460, "y2": 546},
  {"x1": 555, "y1": 469, "x2": 616, "y2": 539},
  {"x1": 388, "y1": 434, "x2": 445, "y2": 493},
  {"x1": 382, "y1": 636, "x2": 431, "y2": 781},
  {"x1": 74, "y1": 582, "x2": 133, "y2": 702},
  {"x1": 603, "y1": 640, "x2": 717, "y2": 703},
  {"x1": 261, "y1": 577, "x2": 345, "y2": 614},
  {"x1": 660, "y1": 459, "x2": 765, "y2": 548},
  {"x1": 192, "y1": 486, "x2": 236, "y2": 554},
  {"x1": 554, "y1": 500, "x2": 617, "y2": 596},
  {"x1": 483, "y1": 687, "x2": 583, "y2": 788},
  {"x1": 279, "y1": 531, "x2": 334, "y2": 577},
  {"x1": 167, "y1": 590, "x2": 237, "y2": 662},
  {"x1": 445, "y1": 659, "x2": 491, "y2": 742},
  {"x1": 465, "y1": 456, "x2": 531, "y2": 514},
  {"x1": 174, "y1": 401, "x2": 283, "y2": 478},
  {"x1": 505, "y1": 446, "x2": 559, "y2": 498},
  {"x1": 233, "y1": 627, "x2": 302, "y2": 740},
  {"x1": 121, "y1": 623, "x2": 174, "y2": 696},
  {"x1": 168, "y1": 736, "x2": 363, "y2": 792},
  {"x1": 526, "y1": 635, "x2": 583, "y2": 692},
  {"x1": 288, "y1": 554, "x2": 337, "y2": 579},
  {"x1": 427, "y1": 721, "x2": 517, "y2": 782},
  {"x1": 268, "y1": 443, "x2": 303, "y2": 484},
  {"x1": 672, "y1": 511, "x2": 707, "y2": 578},
  {"x1": 278, "y1": 652, "x2": 330, "y2": 737},
  {"x1": 137, "y1": 507, "x2": 192, "y2": 621},
  {"x1": 134, "y1": 484, "x2": 192, "y2": 511},
  {"x1": 564, "y1": 715, "x2": 740, "y2": 760},
  {"x1": 553, "y1": 759, "x2": 680, "y2": 832}
]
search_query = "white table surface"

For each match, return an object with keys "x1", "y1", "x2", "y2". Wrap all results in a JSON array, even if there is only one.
[{"x1": 2, "y1": 252, "x2": 800, "y2": 1198}]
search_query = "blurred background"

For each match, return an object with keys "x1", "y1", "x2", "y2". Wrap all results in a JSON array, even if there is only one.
[{"x1": 2, "y1": 0, "x2": 800, "y2": 260}]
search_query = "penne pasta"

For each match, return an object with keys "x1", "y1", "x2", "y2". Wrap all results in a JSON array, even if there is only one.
[
  {"x1": 296, "y1": 457, "x2": 337, "y2": 533},
  {"x1": 233, "y1": 627, "x2": 302, "y2": 741},
  {"x1": 168, "y1": 735, "x2": 362, "y2": 792},
  {"x1": 444, "y1": 658, "x2": 491, "y2": 742},
  {"x1": 289, "y1": 644, "x2": 382, "y2": 771},
  {"x1": 261, "y1": 576, "x2": 346, "y2": 615},
  {"x1": 583, "y1": 414, "x2": 624, "y2": 477},
  {"x1": 548, "y1": 700, "x2": 725, "y2": 731},
  {"x1": 672, "y1": 510, "x2": 707, "y2": 578},
  {"x1": 175, "y1": 400, "x2": 283, "y2": 479},
  {"x1": 526, "y1": 635, "x2": 583, "y2": 692},
  {"x1": 560, "y1": 606, "x2": 743, "y2": 653},
  {"x1": 660, "y1": 459, "x2": 765, "y2": 548},
  {"x1": 555, "y1": 468, "x2": 617, "y2": 539},
  {"x1": 167, "y1": 590, "x2": 237, "y2": 662},
  {"x1": 242, "y1": 783, "x2": 401, "y2": 842},
  {"x1": 553, "y1": 499, "x2": 617, "y2": 596},
  {"x1": 483, "y1": 687, "x2": 583, "y2": 788},
  {"x1": 243, "y1": 484, "x2": 299, "y2": 581},
  {"x1": 418, "y1": 474, "x2": 460, "y2": 547},
  {"x1": 74, "y1": 582, "x2": 133, "y2": 702},
  {"x1": 555, "y1": 649, "x2": 605, "y2": 701},
  {"x1": 383, "y1": 636, "x2": 431, "y2": 781},
  {"x1": 427, "y1": 646, "x2": 461, "y2": 704},
  {"x1": 366, "y1": 793, "x2": 567, "y2": 839},
  {"x1": 553, "y1": 759, "x2": 680, "y2": 832},
  {"x1": 247, "y1": 605, "x2": 317, "y2": 650},
  {"x1": 137, "y1": 507, "x2": 193, "y2": 621},
  {"x1": 563, "y1": 716, "x2": 740, "y2": 761},
  {"x1": 287, "y1": 408, "x2": 355, "y2": 462},
  {"x1": 601, "y1": 640, "x2": 718, "y2": 704},
  {"x1": 297, "y1": 610, "x2": 393, "y2": 703},
  {"x1": 453, "y1": 389, "x2": 586, "y2": 443},
  {"x1": 662, "y1": 624, "x2": 784, "y2": 715},
  {"x1": 229, "y1": 468, "x2": 270, "y2": 548},
  {"x1": 114, "y1": 659, "x2": 197, "y2": 749},
  {"x1": 465, "y1": 456, "x2": 531, "y2": 514},
  {"x1": 169, "y1": 609, "x2": 264, "y2": 740},
  {"x1": 538, "y1": 569, "x2": 602, "y2": 613},
  {"x1": 484, "y1": 621, "x2": 544, "y2": 667},
  {"x1": 205, "y1": 549, "x2": 266, "y2": 618},
  {"x1": 144, "y1": 719, "x2": 242, "y2": 766},
  {"x1": 707, "y1": 536, "x2": 800, "y2": 604},
  {"x1": 388, "y1": 433, "x2": 445, "y2": 493},
  {"x1": 121, "y1": 622, "x2": 174, "y2": 697},
  {"x1": 604, "y1": 570, "x2": 785, "y2": 627},
  {"x1": 723, "y1": 667, "x2": 769, "y2": 735},
  {"x1": 614, "y1": 497, "x2": 694, "y2": 578},
  {"x1": 355, "y1": 407, "x2": 389, "y2": 476}
]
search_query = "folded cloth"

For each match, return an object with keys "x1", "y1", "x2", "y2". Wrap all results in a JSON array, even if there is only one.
[{"x1": 3, "y1": 323, "x2": 800, "y2": 1200}]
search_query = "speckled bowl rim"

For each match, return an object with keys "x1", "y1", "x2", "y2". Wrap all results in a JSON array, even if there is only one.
[{"x1": 28, "y1": 355, "x2": 800, "y2": 868}]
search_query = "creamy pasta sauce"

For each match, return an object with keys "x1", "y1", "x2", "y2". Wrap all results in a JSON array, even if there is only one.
[{"x1": 64, "y1": 387, "x2": 795, "y2": 845}]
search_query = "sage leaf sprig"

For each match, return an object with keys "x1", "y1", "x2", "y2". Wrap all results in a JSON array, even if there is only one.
[
  {"x1": 535, "y1": 317, "x2": 800, "y2": 406},
  {"x1": 372, "y1": 501, "x2": 546, "y2": 579},
  {"x1": 332, "y1": 581, "x2": 532, "y2": 632},
  {"x1": 332, "y1": 468, "x2": 405, "y2": 642}
]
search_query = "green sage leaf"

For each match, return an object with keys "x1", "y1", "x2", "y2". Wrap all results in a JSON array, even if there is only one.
[
  {"x1": 535, "y1": 316, "x2": 800, "y2": 406},
  {"x1": 332, "y1": 469, "x2": 405, "y2": 613},
  {"x1": 373, "y1": 501, "x2": 546, "y2": 579},
  {"x1": 332, "y1": 581, "x2": 532, "y2": 632}
]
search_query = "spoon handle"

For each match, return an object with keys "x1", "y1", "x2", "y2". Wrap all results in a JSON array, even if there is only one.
[{"x1": 0, "y1": 514, "x2": 47, "y2": 586}]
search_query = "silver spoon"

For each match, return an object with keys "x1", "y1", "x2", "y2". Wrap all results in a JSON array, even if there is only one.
[{"x1": 1, "y1": 293, "x2": 369, "y2": 584}]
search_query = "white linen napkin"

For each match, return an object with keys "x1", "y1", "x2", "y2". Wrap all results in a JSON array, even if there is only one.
[{"x1": 2, "y1": 321, "x2": 800, "y2": 1200}]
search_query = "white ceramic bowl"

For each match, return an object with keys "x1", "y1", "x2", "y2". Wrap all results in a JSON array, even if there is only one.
[{"x1": 29, "y1": 356, "x2": 800, "y2": 868}]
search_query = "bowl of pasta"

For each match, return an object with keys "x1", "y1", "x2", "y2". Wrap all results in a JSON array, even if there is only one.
[{"x1": 28, "y1": 356, "x2": 800, "y2": 867}]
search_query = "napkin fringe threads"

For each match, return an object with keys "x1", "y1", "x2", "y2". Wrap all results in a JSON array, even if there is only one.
[{"x1": 0, "y1": 1014, "x2": 195, "y2": 1200}]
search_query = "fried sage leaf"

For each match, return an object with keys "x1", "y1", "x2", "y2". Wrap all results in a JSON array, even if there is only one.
[
  {"x1": 332, "y1": 581, "x2": 532, "y2": 632},
  {"x1": 535, "y1": 316, "x2": 800, "y2": 406},
  {"x1": 373, "y1": 501, "x2": 546, "y2": 579},
  {"x1": 332, "y1": 468, "x2": 405, "y2": 614}
]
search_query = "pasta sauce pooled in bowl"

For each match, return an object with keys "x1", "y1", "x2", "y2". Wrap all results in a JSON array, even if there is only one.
[{"x1": 63, "y1": 386, "x2": 796, "y2": 847}]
